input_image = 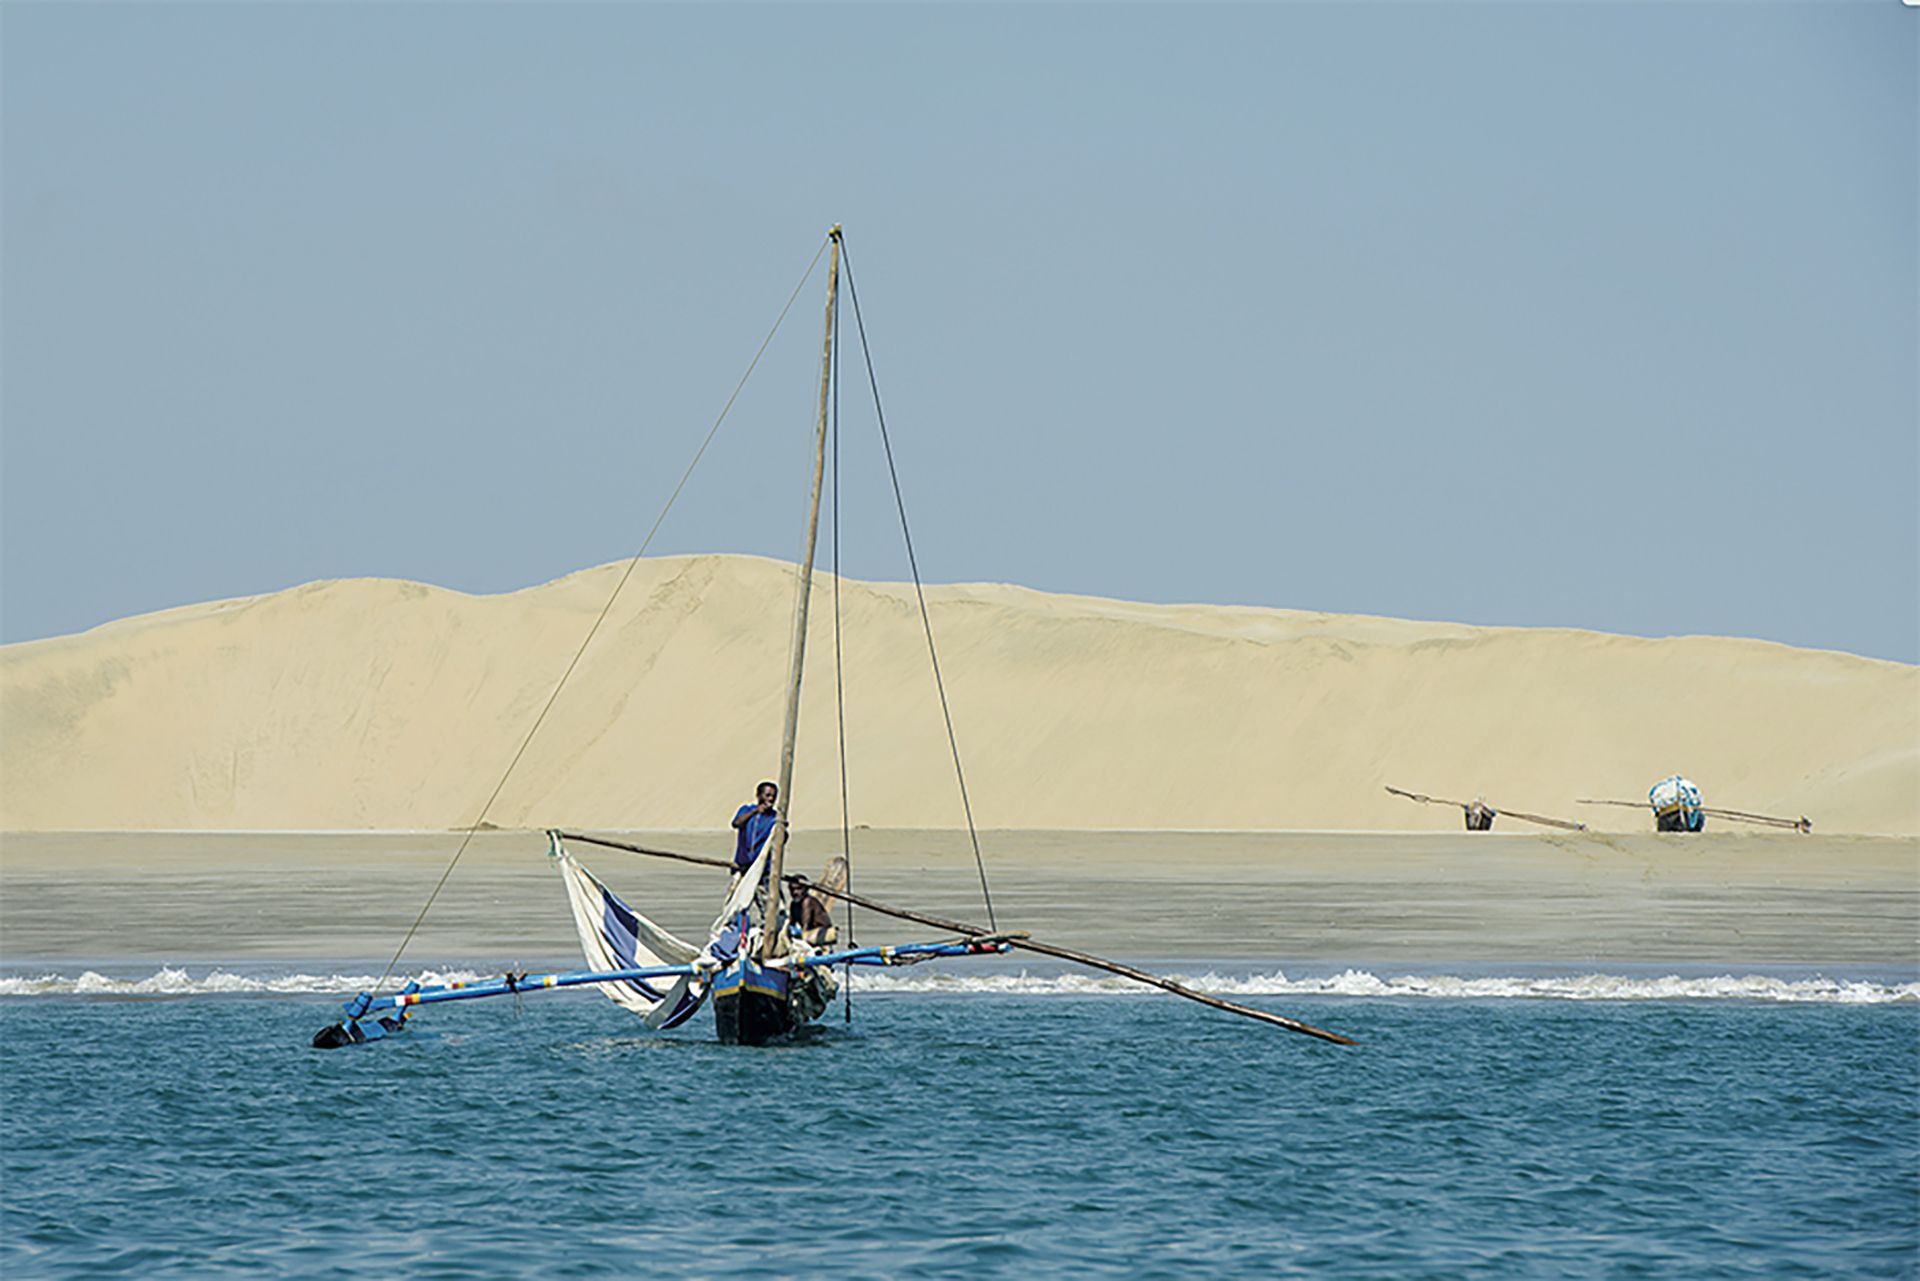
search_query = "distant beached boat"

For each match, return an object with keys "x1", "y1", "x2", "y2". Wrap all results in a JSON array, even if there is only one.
[{"x1": 1577, "y1": 783, "x2": 1811, "y2": 833}]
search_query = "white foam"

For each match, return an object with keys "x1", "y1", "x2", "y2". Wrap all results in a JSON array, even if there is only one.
[
  {"x1": 839, "y1": 967, "x2": 1920, "y2": 1004},
  {"x1": 0, "y1": 966, "x2": 491, "y2": 998},
  {"x1": 1, "y1": 966, "x2": 1913, "y2": 1004}
]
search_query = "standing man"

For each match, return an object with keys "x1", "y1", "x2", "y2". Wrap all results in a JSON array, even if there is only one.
[{"x1": 732, "y1": 781, "x2": 780, "y2": 871}]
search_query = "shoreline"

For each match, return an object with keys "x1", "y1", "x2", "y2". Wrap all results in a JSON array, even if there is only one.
[
  {"x1": 2, "y1": 830, "x2": 1913, "y2": 970},
  {"x1": 7, "y1": 833, "x2": 1912, "y2": 841}
]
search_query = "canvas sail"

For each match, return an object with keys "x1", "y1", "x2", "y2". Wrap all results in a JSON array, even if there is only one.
[
  {"x1": 553, "y1": 840, "x2": 705, "y2": 1027},
  {"x1": 714, "y1": 831, "x2": 774, "y2": 934}
]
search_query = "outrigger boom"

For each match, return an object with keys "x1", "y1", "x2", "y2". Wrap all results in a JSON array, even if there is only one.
[
  {"x1": 1576, "y1": 797, "x2": 1812, "y2": 832},
  {"x1": 1384, "y1": 785, "x2": 1586, "y2": 832},
  {"x1": 338, "y1": 939, "x2": 1013, "y2": 1018}
]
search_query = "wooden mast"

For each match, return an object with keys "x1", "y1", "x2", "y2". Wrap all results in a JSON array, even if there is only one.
[{"x1": 761, "y1": 225, "x2": 841, "y2": 960}]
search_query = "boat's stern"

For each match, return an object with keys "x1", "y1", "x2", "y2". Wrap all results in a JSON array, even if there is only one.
[{"x1": 711, "y1": 957, "x2": 793, "y2": 1045}]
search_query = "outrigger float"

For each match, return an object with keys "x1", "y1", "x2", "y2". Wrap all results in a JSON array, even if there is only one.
[{"x1": 313, "y1": 229, "x2": 1353, "y2": 1051}]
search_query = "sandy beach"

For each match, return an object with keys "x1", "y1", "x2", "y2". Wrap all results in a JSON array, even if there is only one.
[
  {"x1": 3, "y1": 829, "x2": 1912, "y2": 971},
  {"x1": 5, "y1": 559, "x2": 1914, "y2": 975}
]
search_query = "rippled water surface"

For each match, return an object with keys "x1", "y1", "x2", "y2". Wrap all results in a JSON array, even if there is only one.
[{"x1": 5, "y1": 992, "x2": 1915, "y2": 1277}]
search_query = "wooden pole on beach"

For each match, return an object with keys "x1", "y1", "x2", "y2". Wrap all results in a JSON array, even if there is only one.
[
  {"x1": 558, "y1": 830, "x2": 1356, "y2": 1046},
  {"x1": 1385, "y1": 785, "x2": 1587, "y2": 832},
  {"x1": 1575, "y1": 798, "x2": 1811, "y2": 832}
]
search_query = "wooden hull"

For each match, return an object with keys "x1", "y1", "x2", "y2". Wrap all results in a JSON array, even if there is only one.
[
  {"x1": 709, "y1": 955, "x2": 840, "y2": 1044},
  {"x1": 711, "y1": 958, "x2": 793, "y2": 1045},
  {"x1": 712, "y1": 988, "x2": 793, "y2": 1045}
]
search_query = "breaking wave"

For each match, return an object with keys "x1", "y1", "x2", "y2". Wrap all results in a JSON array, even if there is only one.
[
  {"x1": 1, "y1": 966, "x2": 1913, "y2": 1004},
  {"x1": 0, "y1": 966, "x2": 492, "y2": 998},
  {"x1": 844, "y1": 968, "x2": 1920, "y2": 1004}
]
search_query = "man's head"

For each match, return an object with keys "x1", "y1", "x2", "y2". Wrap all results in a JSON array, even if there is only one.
[
  {"x1": 756, "y1": 781, "x2": 778, "y2": 806},
  {"x1": 790, "y1": 878, "x2": 810, "y2": 900}
]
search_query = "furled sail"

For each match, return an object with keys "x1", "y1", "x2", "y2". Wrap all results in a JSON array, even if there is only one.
[
  {"x1": 713, "y1": 830, "x2": 774, "y2": 934},
  {"x1": 551, "y1": 835, "x2": 705, "y2": 1028}
]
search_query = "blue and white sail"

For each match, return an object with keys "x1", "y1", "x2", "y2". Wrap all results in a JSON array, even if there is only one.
[{"x1": 551, "y1": 833, "x2": 706, "y2": 1028}]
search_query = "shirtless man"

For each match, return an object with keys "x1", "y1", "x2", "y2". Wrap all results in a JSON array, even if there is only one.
[{"x1": 789, "y1": 878, "x2": 836, "y2": 945}]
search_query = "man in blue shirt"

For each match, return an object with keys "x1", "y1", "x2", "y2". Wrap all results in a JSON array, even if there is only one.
[{"x1": 732, "y1": 781, "x2": 780, "y2": 871}]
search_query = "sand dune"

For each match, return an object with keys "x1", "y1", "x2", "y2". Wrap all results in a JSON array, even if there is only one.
[{"x1": 2, "y1": 554, "x2": 1914, "y2": 834}]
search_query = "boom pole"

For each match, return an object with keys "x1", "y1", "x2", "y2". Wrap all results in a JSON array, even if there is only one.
[
  {"x1": 560, "y1": 830, "x2": 1355, "y2": 1045},
  {"x1": 763, "y1": 225, "x2": 842, "y2": 960},
  {"x1": 1576, "y1": 798, "x2": 1811, "y2": 832},
  {"x1": 1384, "y1": 785, "x2": 1587, "y2": 832}
]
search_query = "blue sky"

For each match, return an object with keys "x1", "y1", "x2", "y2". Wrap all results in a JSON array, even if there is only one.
[{"x1": 4, "y1": 2, "x2": 1914, "y2": 661}]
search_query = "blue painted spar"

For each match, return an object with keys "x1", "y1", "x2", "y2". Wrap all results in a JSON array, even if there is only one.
[
  {"x1": 798, "y1": 939, "x2": 1012, "y2": 969},
  {"x1": 340, "y1": 940, "x2": 1010, "y2": 1018},
  {"x1": 346, "y1": 964, "x2": 698, "y2": 1015}
]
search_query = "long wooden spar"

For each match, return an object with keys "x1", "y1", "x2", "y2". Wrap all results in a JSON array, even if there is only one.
[
  {"x1": 557, "y1": 830, "x2": 1355, "y2": 1046},
  {"x1": 1576, "y1": 798, "x2": 1812, "y2": 833},
  {"x1": 1384, "y1": 785, "x2": 1586, "y2": 832}
]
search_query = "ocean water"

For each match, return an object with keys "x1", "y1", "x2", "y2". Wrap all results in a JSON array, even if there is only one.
[{"x1": 4, "y1": 975, "x2": 1916, "y2": 1278}]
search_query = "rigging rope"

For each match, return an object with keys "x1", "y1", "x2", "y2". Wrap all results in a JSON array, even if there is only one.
[
  {"x1": 367, "y1": 237, "x2": 832, "y2": 997},
  {"x1": 839, "y1": 243, "x2": 999, "y2": 932}
]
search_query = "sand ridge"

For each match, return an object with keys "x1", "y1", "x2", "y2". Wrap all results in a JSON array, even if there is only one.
[{"x1": 1, "y1": 554, "x2": 1914, "y2": 833}]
